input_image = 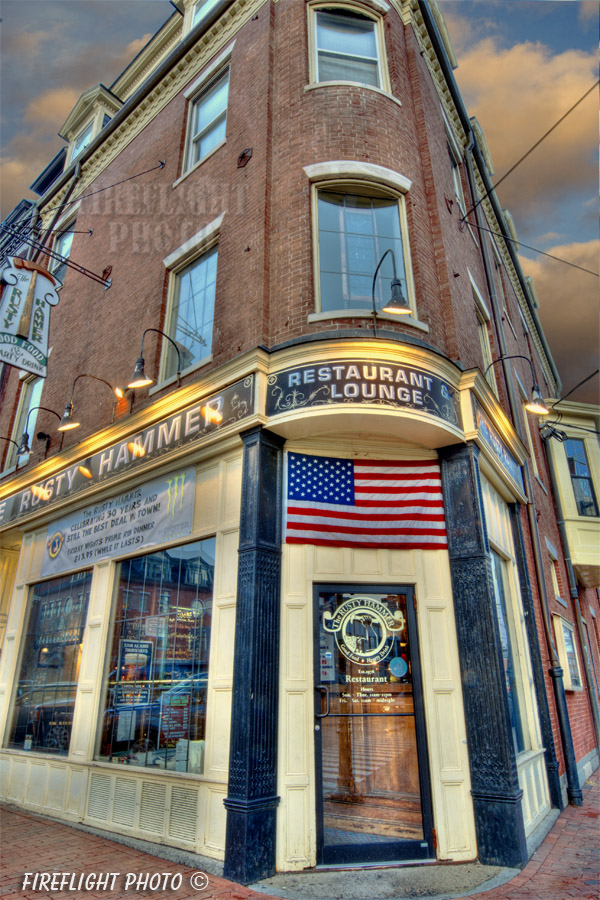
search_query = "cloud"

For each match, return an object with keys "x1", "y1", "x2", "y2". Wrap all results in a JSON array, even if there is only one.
[
  {"x1": 578, "y1": 1, "x2": 599, "y2": 24},
  {"x1": 24, "y1": 88, "x2": 81, "y2": 126},
  {"x1": 520, "y1": 242, "x2": 599, "y2": 402},
  {"x1": 453, "y1": 39, "x2": 597, "y2": 219}
]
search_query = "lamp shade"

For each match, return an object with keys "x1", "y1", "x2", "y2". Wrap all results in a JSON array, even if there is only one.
[
  {"x1": 381, "y1": 278, "x2": 411, "y2": 315},
  {"x1": 16, "y1": 432, "x2": 30, "y2": 455},
  {"x1": 57, "y1": 402, "x2": 81, "y2": 431},
  {"x1": 127, "y1": 356, "x2": 154, "y2": 389},
  {"x1": 525, "y1": 386, "x2": 549, "y2": 416}
]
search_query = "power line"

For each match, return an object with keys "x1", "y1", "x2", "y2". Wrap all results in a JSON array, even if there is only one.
[
  {"x1": 552, "y1": 369, "x2": 599, "y2": 405},
  {"x1": 461, "y1": 81, "x2": 600, "y2": 223},
  {"x1": 463, "y1": 220, "x2": 599, "y2": 276},
  {"x1": 42, "y1": 161, "x2": 166, "y2": 217}
]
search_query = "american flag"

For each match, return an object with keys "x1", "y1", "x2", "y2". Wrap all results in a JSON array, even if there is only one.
[{"x1": 284, "y1": 452, "x2": 447, "y2": 549}]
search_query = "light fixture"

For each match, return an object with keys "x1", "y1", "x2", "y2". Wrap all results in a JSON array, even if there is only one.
[
  {"x1": 483, "y1": 355, "x2": 550, "y2": 416},
  {"x1": 127, "y1": 440, "x2": 146, "y2": 458},
  {"x1": 17, "y1": 407, "x2": 61, "y2": 452},
  {"x1": 200, "y1": 404, "x2": 223, "y2": 425},
  {"x1": 77, "y1": 458, "x2": 93, "y2": 478},
  {"x1": 58, "y1": 374, "x2": 124, "y2": 433},
  {"x1": 371, "y1": 248, "x2": 411, "y2": 337},
  {"x1": 128, "y1": 328, "x2": 183, "y2": 389},
  {"x1": 30, "y1": 483, "x2": 51, "y2": 500}
]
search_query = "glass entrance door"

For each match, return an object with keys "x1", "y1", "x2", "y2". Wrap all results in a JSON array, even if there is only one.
[{"x1": 314, "y1": 585, "x2": 433, "y2": 864}]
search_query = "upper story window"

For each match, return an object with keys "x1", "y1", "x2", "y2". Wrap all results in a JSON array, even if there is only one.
[
  {"x1": 317, "y1": 189, "x2": 411, "y2": 315},
  {"x1": 163, "y1": 245, "x2": 218, "y2": 380},
  {"x1": 449, "y1": 146, "x2": 466, "y2": 214},
  {"x1": 71, "y1": 121, "x2": 93, "y2": 162},
  {"x1": 564, "y1": 438, "x2": 599, "y2": 517},
  {"x1": 312, "y1": 6, "x2": 386, "y2": 88},
  {"x1": 4, "y1": 375, "x2": 43, "y2": 471},
  {"x1": 51, "y1": 221, "x2": 76, "y2": 284},
  {"x1": 470, "y1": 275, "x2": 497, "y2": 395},
  {"x1": 192, "y1": 0, "x2": 221, "y2": 27},
  {"x1": 185, "y1": 68, "x2": 229, "y2": 173}
]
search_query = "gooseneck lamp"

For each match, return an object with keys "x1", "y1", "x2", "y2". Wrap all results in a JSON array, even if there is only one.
[
  {"x1": 483, "y1": 355, "x2": 550, "y2": 416},
  {"x1": 128, "y1": 328, "x2": 183, "y2": 390},
  {"x1": 58, "y1": 374, "x2": 124, "y2": 432},
  {"x1": 371, "y1": 248, "x2": 411, "y2": 338},
  {"x1": 17, "y1": 407, "x2": 61, "y2": 454}
]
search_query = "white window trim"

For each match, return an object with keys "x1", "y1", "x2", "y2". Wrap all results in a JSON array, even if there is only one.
[
  {"x1": 307, "y1": 1, "x2": 391, "y2": 94},
  {"x1": 183, "y1": 42, "x2": 235, "y2": 100},
  {"x1": 305, "y1": 162, "x2": 426, "y2": 325},
  {"x1": 553, "y1": 615, "x2": 583, "y2": 691},
  {"x1": 545, "y1": 538, "x2": 567, "y2": 608},
  {"x1": 154, "y1": 214, "x2": 224, "y2": 389}
]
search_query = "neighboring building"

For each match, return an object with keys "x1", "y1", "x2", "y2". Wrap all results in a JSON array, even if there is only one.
[
  {"x1": 541, "y1": 402, "x2": 600, "y2": 770},
  {"x1": 0, "y1": 0, "x2": 597, "y2": 884}
]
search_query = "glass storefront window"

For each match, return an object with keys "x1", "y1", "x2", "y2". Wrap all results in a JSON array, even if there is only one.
[
  {"x1": 6, "y1": 571, "x2": 92, "y2": 754},
  {"x1": 97, "y1": 538, "x2": 215, "y2": 774}
]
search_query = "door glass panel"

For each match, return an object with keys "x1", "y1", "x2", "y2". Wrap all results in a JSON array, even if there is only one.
[{"x1": 316, "y1": 588, "x2": 429, "y2": 861}]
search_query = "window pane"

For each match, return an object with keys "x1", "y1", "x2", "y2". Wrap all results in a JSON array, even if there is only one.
[
  {"x1": 318, "y1": 191, "x2": 406, "y2": 313},
  {"x1": 187, "y1": 71, "x2": 229, "y2": 169},
  {"x1": 192, "y1": 0, "x2": 221, "y2": 26},
  {"x1": 166, "y1": 246, "x2": 217, "y2": 377},
  {"x1": 6, "y1": 572, "x2": 92, "y2": 754},
  {"x1": 10, "y1": 377, "x2": 43, "y2": 468},
  {"x1": 316, "y1": 10, "x2": 379, "y2": 86},
  {"x1": 72, "y1": 122, "x2": 93, "y2": 161},
  {"x1": 565, "y1": 439, "x2": 599, "y2": 516},
  {"x1": 317, "y1": 10, "x2": 377, "y2": 58},
  {"x1": 52, "y1": 224, "x2": 75, "y2": 283},
  {"x1": 97, "y1": 539, "x2": 215, "y2": 773}
]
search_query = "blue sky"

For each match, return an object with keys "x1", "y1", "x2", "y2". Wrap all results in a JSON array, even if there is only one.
[{"x1": 1, "y1": 0, "x2": 598, "y2": 401}]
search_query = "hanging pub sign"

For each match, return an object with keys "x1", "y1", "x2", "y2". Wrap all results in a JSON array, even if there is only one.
[{"x1": 0, "y1": 257, "x2": 60, "y2": 377}]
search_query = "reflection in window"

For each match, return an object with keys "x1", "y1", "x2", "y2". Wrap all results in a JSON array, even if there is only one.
[
  {"x1": 490, "y1": 550, "x2": 526, "y2": 755},
  {"x1": 51, "y1": 222, "x2": 76, "y2": 284},
  {"x1": 164, "y1": 246, "x2": 217, "y2": 378},
  {"x1": 71, "y1": 121, "x2": 93, "y2": 161},
  {"x1": 192, "y1": 0, "x2": 221, "y2": 27},
  {"x1": 315, "y1": 9, "x2": 380, "y2": 86},
  {"x1": 8, "y1": 376, "x2": 43, "y2": 469},
  {"x1": 7, "y1": 572, "x2": 91, "y2": 755},
  {"x1": 564, "y1": 439, "x2": 599, "y2": 517},
  {"x1": 186, "y1": 69, "x2": 229, "y2": 171},
  {"x1": 98, "y1": 539, "x2": 215, "y2": 773},
  {"x1": 317, "y1": 191, "x2": 407, "y2": 313}
]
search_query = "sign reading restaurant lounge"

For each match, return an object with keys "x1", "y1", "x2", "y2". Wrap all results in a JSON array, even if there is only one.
[
  {"x1": 0, "y1": 257, "x2": 60, "y2": 377},
  {"x1": 266, "y1": 359, "x2": 459, "y2": 426},
  {"x1": 0, "y1": 375, "x2": 254, "y2": 529}
]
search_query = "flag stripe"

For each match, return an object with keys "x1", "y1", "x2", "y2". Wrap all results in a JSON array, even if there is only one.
[{"x1": 288, "y1": 506, "x2": 446, "y2": 523}]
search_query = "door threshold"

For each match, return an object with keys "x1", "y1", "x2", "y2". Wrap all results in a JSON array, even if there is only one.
[{"x1": 315, "y1": 858, "x2": 437, "y2": 872}]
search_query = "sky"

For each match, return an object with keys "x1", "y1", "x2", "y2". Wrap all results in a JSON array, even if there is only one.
[{"x1": 0, "y1": 0, "x2": 598, "y2": 403}]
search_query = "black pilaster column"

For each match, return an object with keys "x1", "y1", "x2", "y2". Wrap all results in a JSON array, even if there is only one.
[
  {"x1": 509, "y1": 504, "x2": 563, "y2": 810},
  {"x1": 224, "y1": 426, "x2": 285, "y2": 885},
  {"x1": 439, "y1": 443, "x2": 528, "y2": 868}
]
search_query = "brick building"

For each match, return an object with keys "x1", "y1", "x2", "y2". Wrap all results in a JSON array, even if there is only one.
[{"x1": 0, "y1": 0, "x2": 598, "y2": 883}]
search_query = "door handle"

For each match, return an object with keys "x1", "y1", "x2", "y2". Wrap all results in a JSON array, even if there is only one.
[{"x1": 315, "y1": 684, "x2": 330, "y2": 718}]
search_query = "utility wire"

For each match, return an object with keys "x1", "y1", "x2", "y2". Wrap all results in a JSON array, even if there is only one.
[
  {"x1": 464, "y1": 220, "x2": 599, "y2": 276},
  {"x1": 461, "y1": 81, "x2": 600, "y2": 223},
  {"x1": 551, "y1": 369, "x2": 599, "y2": 406},
  {"x1": 41, "y1": 161, "x2": 166, "y2": 217}
]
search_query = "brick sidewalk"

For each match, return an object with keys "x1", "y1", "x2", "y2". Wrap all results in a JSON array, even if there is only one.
[{"x1": 1, "y1": 772, "x2": 598, "y2": 900}]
